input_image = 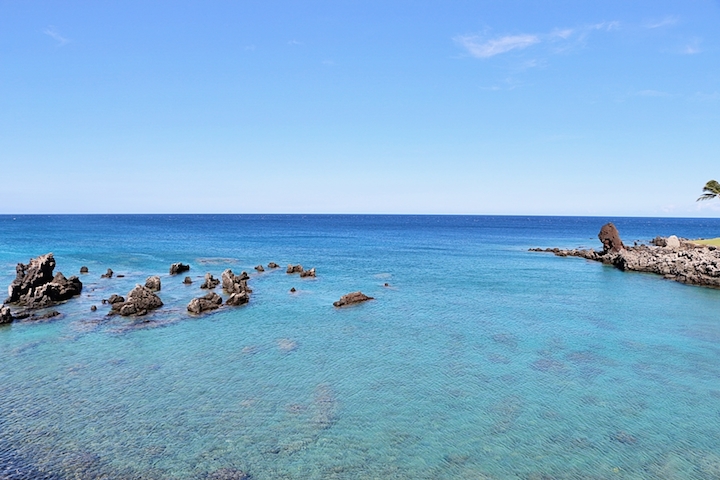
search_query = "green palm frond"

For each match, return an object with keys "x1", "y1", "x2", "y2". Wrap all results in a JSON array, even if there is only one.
[{"x1": 697, "y1": 180, "x2": 720, "y2": 201}]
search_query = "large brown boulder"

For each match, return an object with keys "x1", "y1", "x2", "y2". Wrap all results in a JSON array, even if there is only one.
[
  {"x1": 333, "y1": 291, "x2": 374, "y2": 307},
  {"x1": 110, "y1": 285, "x2": 163, "y2": 316},
  {"x1": 5, "y1": 253, "x2": 82, "y2": 308},
  {"x1": 598, "y1": 223, "x2": 625, "y2": 254},
  {"x1": 187, "y1": 292, "x2": 223, "y2": 314},
  {"x1": 145, "y1": 275, "x2": 161, "y2": 292}
]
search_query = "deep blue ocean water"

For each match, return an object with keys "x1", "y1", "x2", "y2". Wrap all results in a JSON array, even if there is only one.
[{"x1": 1, "y1": 215, "x2": 720, "y2": 479}]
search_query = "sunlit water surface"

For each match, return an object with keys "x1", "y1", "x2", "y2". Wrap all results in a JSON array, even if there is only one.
[{"x1": 1, "y1": 215, "x2": 720, "y2": 479}]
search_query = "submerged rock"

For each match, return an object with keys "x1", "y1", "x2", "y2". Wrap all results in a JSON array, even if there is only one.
[
  {"x1": 145, "y1": 275, "x2": 161, "y2": 292},
  {"x1": 170, "y1": 262, "x2": 190, "y2": 275},
  {"x1": 5, "y1": 253, "x2": 83, "y2": 308},
  {"x1": 200, "y1": 273, "x2": 220, "y2": 289},
  {"x1": 187, "y1": 292, "x2": 223, "y2": 314},
  {"x1": 206, "y1": 468, "x2": 252, "y2": 480},
  {"x1": 110, "y1": 285, "x2": 163, "y2": 316},
  {"x1": 101, "y1": 268, "x2": 114, "y2": 278},
  {"x1": 333, "y1": 291, "x2": 374, "y2": 307}
]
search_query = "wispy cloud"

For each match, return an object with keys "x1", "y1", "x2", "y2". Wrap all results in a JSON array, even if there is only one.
[
  {"x1": 637, "y1": 89, "x2": 672, "y2": 97},
  {"x1": 682, "y1": 40, "x2": 701, "y2": 54},
  {"x1": 287, "y1": 39, "x2": 303, "y2": 46},
  {"x1": 644, "y1": 16, "x2": 678, "y2": 29},
  {"x1": 43, "y1": 26, "x2": 70, "y2": 46},
  {"x1": 454, "y1": 34, "x2": 539, "y2": 58},
  {"x1": 455, "y1": 22, "x2": 619, "y2": 59}
]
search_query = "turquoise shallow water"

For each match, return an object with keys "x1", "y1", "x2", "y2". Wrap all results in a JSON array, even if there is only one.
[{"x1": 1, "y1": 215, "x2": 720, "y2": 479}]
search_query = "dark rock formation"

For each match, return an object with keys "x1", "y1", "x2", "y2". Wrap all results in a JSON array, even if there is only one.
[
  {"x1": 286, "y1": 264, "x2": 304, "y2": 274},
  {"x1": 145, "y1": 275, "x2": 161, "y2": 292},
  {"x1": 532, "y1": 226, "x2": 720, "y2": 288},
  {"x1": 200, "y1": 273, "x2": 220, "y2": 289},
  {"x1": 226, "y1": 291, "x2": 249, "y2": 306},
  {"x1": 170, "y1": 263, "x2": 190, "y2": 275},
  {"x1": 187, "y1": 292, "x2": 223, "y2": 314},
  {"x1": 110, "y1": 285, "x2": 163, "y2": 316},
  {"x1": 598, "y1": 222, "x2": 624, "y2": 253},
  {"x1": 290, "y1": 287, "x2": 296, "y2": 293},
  {"x1": 1, "y1": 306, "x2": 13, "y2": 324},
  {"x1": 254, "y1": 264, "x2": 265, "y2": 272},
  {"x1": 333, "y1": 291, "x2": 374, "y2": 307},
  {"x1": 101, "y1": 268, "x2": 114, "y2": 278},
  {"x1": 268, "y1": 262, "x2": 280, "y2": 269},
  {"x1": 300, "y1": 268, "x2": 316, "y2": 278},
  {"x1": 221, "y1": 269, "x2": 250, "y2": 294},
  {"x1": 80, "y1": 266, "x2": 89, "y2": 274},
  {"x1": 5, "y1": 253, "x2": 83, "y2": 308},
  {"x1": 183, "y1": 276, "x2": 193, "y2": 284},
  {"x1": 90, "y1": 305, "x2": 97, "y2": 312},
  {"x1": 107, "y1": 294, "x2": 125, "y2": 305}
]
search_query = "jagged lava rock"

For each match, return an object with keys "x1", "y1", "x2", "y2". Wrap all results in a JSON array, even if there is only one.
[
  {"x1": 6, "y1": 253, "x2": 82, "y2": 308},
  {"x1": 200, "y1": 273, "x2": 220, "y2": 289},
  {"x1": 111, "y1": 285, "x2": 163, "y2": 316},
  {"x1": 145, "y1": 275, "x2": 161, "y2": 292},
  {"x1": 286, "y1": 264, "x2": 304, "y2": 274},
  {"x1": 187, "y1": 292, "x2": 223, "y2": 314},
  {"x1": 333, "y1": 291, "x2": 374, "y2": 307},
  {"x1": 300, "y1": 268, "x2": 316, "y2": 278},
  {"x1": 169, "y1": 263, "x2": 190, "y2": 275}
]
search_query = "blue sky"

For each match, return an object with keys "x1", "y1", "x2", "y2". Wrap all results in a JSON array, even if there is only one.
[{"x1": 1, "y1": 0, "x2": 719, "y2": 215}]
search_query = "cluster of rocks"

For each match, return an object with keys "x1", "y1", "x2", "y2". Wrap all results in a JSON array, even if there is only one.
[
  {"x1": 531, "y1": 223, "x2": 720, "y2": 288},
  {"x1": 4, "y1": 253, "x2": 82, "y2": 314},
  {"x1": 3, "y1": 254, "x2": 377, "y2": 325}
]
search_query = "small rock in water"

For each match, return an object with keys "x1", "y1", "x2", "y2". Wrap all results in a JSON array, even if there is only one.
[
  {"x1": 384, "y1": 282, "x2": 390, "y2": 287},
  {"x1": 300, "y1": 267, "x2": 316, "y2": 278},
  {"x1": 116, "y1": 274, "x2": 125, "y2": 278},
  {"x1": 170, "y1": 262, "x2": 190, "y2": 275},
  {"x1": 290, "y1": 287, "x2": 296, "y2": 293},
  {"x1": 268, "y1": 262, "x2": 280, "y2": 269},
  {"x1": 254, "y1": 264, "x2": 265, "y2": 272},
  {"x1": 200, "y1": 273, "x2": 220, "y2": 289},
  {"x1": 101, "y1": 268, "x2": 114, "y2": 278},
  {"x1": 90, "y1": 305, "x2": 97, "y2": 312},
  {"x1": 187, "y1": 292, "x2": 223, "y2": 314},
  {"x1": 333, "y1": 291, "x2": 373, "y2": 307},
  {"x1": 286, "y1": 264, "x2": 304, "y2": 274},
  {"x1": 80, "y1": 266, "x2": 89, "y2": 274},
  {"x1": 1, "y1": 306, "x2": 13, "y2": 324},
  {"x1": 183, "y1": 276, "x2": 193, "y2": 284}
]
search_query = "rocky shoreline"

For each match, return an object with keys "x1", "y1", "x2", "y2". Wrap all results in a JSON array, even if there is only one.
[{"x1": 531, "y1": 222, "x2": 720, "y2": 288}]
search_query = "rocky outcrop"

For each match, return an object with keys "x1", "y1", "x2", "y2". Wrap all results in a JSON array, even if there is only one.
[
  {"x1": 170, "y1": 263, "x2": 190, "y2": 275},
  {"x1": 333, "y1": 291, "x2": 373, "y2": 307},
  {"x1": 187, "y1": 292, "x2": 222, "y2": 314},
  {"x1": 300, "y1": 268, "x2": 316, "y2": 278},
  {"x1": 110, "y1": 285, "x2": 163, "y2": 316},
  {"x1": 101, "y1": 268, "x2": 113, "y2": 278},
  {"x1": 226, "y1": 291, "x2": 249, "y2": 306},
  {"x1": 286, "y1": 264, "x2": 304, "y2": 274},
  {"x1": 254, "y1": 265, "x2": 265, "y2": 272},
  {"x1": 1, "y1": 306, "x2": 13, "y2": 324},
  {"x1": 532, "y1": 225, "x2": 720, "y2": 288},
  {"x1": 598, "y1": 223, "x2": 624, "y2": 253},
  {"x1": 221, "y1": 269, "x2": 250, "y2": 294},
  {"x1": 145, "y1": 276, "x2": 161, "y2": 292},
  {"x1": 200, "y1": 273, "x2": 220, "y2": 289},
  {"x1": 5, "y1": 253, "x2": 83, "y2": 308},
  {"x1": 268, "y1": 262, "x2": 280, "y2": 269}
]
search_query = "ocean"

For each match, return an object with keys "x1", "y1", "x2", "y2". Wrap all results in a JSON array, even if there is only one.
[{"x1": 1, "y1": 215, "x2": 720, "y2": 479}]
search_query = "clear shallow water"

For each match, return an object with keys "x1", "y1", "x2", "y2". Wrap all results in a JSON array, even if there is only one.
[{"x1": 1, "y1": 215, "x2": 720, "y2": 479}]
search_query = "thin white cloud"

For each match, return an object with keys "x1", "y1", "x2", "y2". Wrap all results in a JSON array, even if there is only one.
[
  {"x1": 287, "y1": 39, "x2": 303, "y2": 46},
  {"x1": 43, "y1": 26, "x2": 70, "y2": 46},
  {"x1": 454, "y1": 34, "x2": 540, "y2": 58},
  {"x1": 682, "y1": 44, "x2": 701, "y2": 55},
  {"x1": 645, "y1": 16, "x2": 678, "y2": 29},
  {"x1": 637, "y1": 90, "x2": 671, "y2": 97},
  {"x1": 456, "y1": 21, "x2": 620, "y2": 59}
]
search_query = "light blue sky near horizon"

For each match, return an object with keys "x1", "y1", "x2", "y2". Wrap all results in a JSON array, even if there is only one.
[{"x1": 1, "y1": 1, "x2": 719, "y2": 216}]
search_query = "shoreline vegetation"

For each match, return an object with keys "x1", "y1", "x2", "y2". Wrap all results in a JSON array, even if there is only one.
[{"x1": 532, "y1": 223, "x2": 720, "y2": 288}]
